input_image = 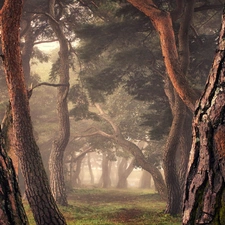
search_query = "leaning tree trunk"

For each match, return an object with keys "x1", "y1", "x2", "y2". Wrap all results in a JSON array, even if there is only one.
[
  {"x1": 0, "y1": 1, "x2": 66, "y2": 224},
  {"x1": 85, "y1": 103, "x2": 167, "y2": 199},
  {"x1": 48, "y1": 0, "x2": 70, "y2": 206},
  {"x1": 118, "y1": 138, "x2": 167, "y2": 199},
  {"x1": 183, "y1": 8, "x2": 225, "y2": 224}
]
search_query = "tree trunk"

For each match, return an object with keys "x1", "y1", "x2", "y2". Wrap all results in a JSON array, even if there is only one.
[
  {"x1": 140, "y1": 170, "x2": 152, "y2": 189},
  {"x1": 117, "y1": 158, "x2": 134, "y2": 189},
  {"x1": 163, "y1": 92, "x2": 185, "y2": 214},
  {"x1": 21, "y1": 17, "x2": 35, "y2": 85},
  {"x1": 118, "y1": 138, "x2": 167, "y2": 199},
  {"x1": 82, "y1": 103, "x2": 167, "y2": 199},
  {"x1": 163, "y1": 1, "x2": 195, "y2": 215},
  {"x1": 126, "y1": 0, "x2": 198, "y2": 111},
  {"x1": 101, "y1": 152, "x2": 111, "y2": 188},
  {"x1": 87, "y1": 153, "x2": 95, "y2": 184},
  {"x1": 72, "y1": 153, "x2": 85, "y2": 188},
  {"x1": 48, "y1": 0, "x2": 70, "y2": 206},
  {"x1": 0, "y1": 1, "x2": 66, "y2": 224},
  {"x1": 183, "y1": 8, "x2": 225, "y2": 224},
  {"x1": 0, "y1": 132, "x2": 28, "y2": 225}
]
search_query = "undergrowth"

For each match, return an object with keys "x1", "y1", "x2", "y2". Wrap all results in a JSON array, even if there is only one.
[{"x1": 24, "y1": 188, "x2": 181, "y2": 225}]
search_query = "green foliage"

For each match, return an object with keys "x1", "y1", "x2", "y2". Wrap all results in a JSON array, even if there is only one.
[
  {"x1": 31, "y1": 47, "x2": 49, "y2": 63},
  {"x1": 68, "y1": 84, "x2": 100, "y2": 121},
  {"x1": 141, "y1": 104, "x2": 172, "y2": 140},
  {"x1": 49, "y1": 58, "x2": 61, "y2": 82}
]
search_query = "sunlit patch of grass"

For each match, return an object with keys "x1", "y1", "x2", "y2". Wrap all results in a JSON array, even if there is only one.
[{"x1": 25, "y1": 188, "x2": 182, "y2": 225}]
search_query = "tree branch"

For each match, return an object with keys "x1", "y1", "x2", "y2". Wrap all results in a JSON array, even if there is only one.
[
  {"x1": 94, "y1": 103, "x2": 122, "y2": 136},
  {"x1": 32, "y1": 82, "x2": 69, "y2": 90}
]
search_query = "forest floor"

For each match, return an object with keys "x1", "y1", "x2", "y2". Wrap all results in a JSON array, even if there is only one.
[{"x1": 24, "y1": 188, "x2": 181, "y2": 225}]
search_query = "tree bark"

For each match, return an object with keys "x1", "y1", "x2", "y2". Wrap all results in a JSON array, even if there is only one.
[
  {"x1": 126, "y1": 0, "x2": 198, "y2": 111},
  {"x1": 0, "y1": 1, "x2": 66, "y2": 224},
  {"x1": 183, "y1": 7, "x2": 225, "y2": 224},
  {"x1": 0, "y1": 132, "x2": 28, "y2": 225},
  {"x1": 48, "y1": 0, "x2": 70, "y2": 206}
]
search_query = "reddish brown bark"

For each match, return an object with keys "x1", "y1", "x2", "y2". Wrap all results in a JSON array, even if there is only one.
[
  {"x1": 183, "y1": 9, "x2": 225, "y2": 224},
  {"x1": 0, "y1": 135, "x2": 28, "y2": 225},
  {"x1": 0, "y1": 1, "x2": 66, "y2": 224},
  {"x1": 126, "y1": 0, "x2": 198, "y2": 111}
]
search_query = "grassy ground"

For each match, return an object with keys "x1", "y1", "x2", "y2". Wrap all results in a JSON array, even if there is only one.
[{"x1": 24, "y1": 188, "x2": 181, "y2": 225}]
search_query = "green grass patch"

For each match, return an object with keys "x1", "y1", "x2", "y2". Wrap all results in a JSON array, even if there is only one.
[{"x1": 25, "y1": 188, "x2": 181, "y2": 225}]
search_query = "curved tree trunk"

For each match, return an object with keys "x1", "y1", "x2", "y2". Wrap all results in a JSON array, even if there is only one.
[
  {"x1": 126, "y1": 0, "x2": 198, "y2": 111},
  {"x1": 48, "y1": 0, "x2": 70, "y2": 206},
  {"x1": 0, "y1": 1, "x2": 66, "y2": 224},
  {"x1": 79, "y1": 103, "x2": 167, "y2": 199},
  {"x1": 183, "y1": 9, "x2": 225, "y2": 224},
  {"x1": 118, "y1": 138, "x2": 166, "y2": 199},
  {"x1": 163, "y1": 1, "x2": 195, "y2": 215},
  {"x1": 163, "y1": 92, "x2": 186, "y2": 214}
]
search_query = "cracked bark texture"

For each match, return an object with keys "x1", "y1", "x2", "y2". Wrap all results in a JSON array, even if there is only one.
[
  {"x1": 0, "y1": 1, "x2": 66, "y2": 224},
  {"x1": 48, "y1": 0, "x2": 70, "y2": 206},
  {"x1": 183, "y1": 7, "x2": 225, "y2": 224}
]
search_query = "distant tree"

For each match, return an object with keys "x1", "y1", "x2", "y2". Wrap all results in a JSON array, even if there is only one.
[
  {"x1": 116, "y1": 157, "x2": 135, "y2": 189},
  {"x1": 75, "y1": 103, "x2": 167, "y2": 199},
  {"x1": 0, "y1": 0, "x2": 66, "y2": 224}
]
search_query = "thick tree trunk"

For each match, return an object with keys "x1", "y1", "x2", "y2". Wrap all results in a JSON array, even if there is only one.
[
  {"x1": 48, "y1": 0, "x2": 70, "y2": 206},
  {"x1": 163, "y1": 1, "x2": 195, "y2": 215},
  {"x1": 0, "y1": 1, "x2": 66, "y2": 224},
  {"x1": 183, "y1": 8, "x2": 225, "y2": 224},
  {"x1": 163, "y1": 92, "x2": 186, "y2": 214},
  {"x1": 0, "y1": 133, "x2": 28, "y2": 225}
]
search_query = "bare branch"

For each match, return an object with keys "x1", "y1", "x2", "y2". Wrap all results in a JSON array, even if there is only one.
[
  {"x1": 33, "y1": 39, "x2": 58, "y2": 46},
  {"x1": 74, "y1": 129, "x2": 113, "y2": 139},
  {"x1": 94, "y1": 103, "x2": 121, "y2": 136},
  {"x1": 32, "y1": 82, "x2": 69, "y2": 90},
  {"x1": 65, "y1": 146, "x2": 92, "y2": 163}
]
